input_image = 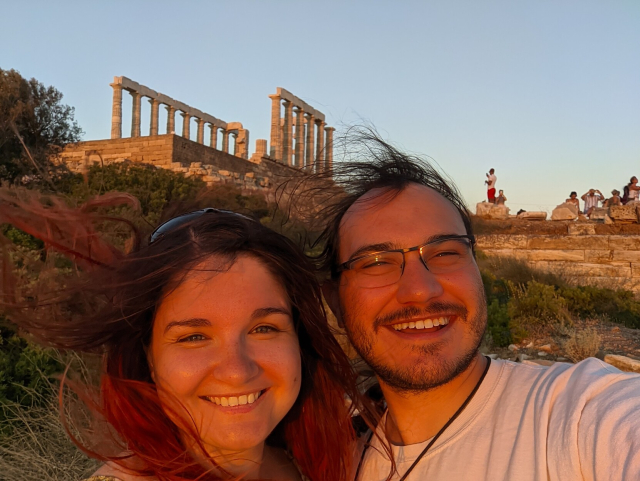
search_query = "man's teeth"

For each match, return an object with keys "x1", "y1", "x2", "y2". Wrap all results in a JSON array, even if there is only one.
[
  {"x1": 206, "y1": 390, "x2": 263, "y2": 406},
  {"x1": 392, "y1": 317, "x2": 450, "y2": 331}
]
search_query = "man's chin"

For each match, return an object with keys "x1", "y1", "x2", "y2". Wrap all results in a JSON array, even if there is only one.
[{"x1": 367, "y1": 347, "x2": 480, "y2": 393}]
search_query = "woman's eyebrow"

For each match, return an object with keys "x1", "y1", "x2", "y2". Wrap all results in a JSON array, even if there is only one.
[
  {"x1": 164, "y1": 317, "x2": 211, "y2": 334},
  {"x1": 250, "y1": 307, "x2": 291, "y2": 320}
]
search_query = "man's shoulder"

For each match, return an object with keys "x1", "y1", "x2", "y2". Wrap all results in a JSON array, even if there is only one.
[{"x1": 497, "y1": 357, "x2": 638, "y2": 402}]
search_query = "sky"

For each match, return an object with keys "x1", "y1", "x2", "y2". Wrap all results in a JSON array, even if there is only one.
[{"x1": 2, "y1": 1, "x2": 639, "y2": 213}]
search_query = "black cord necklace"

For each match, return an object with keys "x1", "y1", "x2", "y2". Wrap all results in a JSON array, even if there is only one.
[{"x1": 354, "y1": 356, "x2": 491, "y2": 481}]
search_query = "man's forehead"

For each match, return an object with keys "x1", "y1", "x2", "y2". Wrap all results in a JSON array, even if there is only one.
[{"x1": 338, "y1": 183, "x2": 465, "y2": 257}]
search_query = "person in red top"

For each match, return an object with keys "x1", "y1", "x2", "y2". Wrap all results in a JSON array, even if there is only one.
[{"x1": 485, "y1": 168, "x2": 497, "y2": 203}]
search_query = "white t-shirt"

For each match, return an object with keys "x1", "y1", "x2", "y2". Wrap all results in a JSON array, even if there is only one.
[
  {"x1": 487, "y1": 174, "x2": 497, "y2": 190},
  {"x1": 357, "y1": 358, "x2": 640, "y2": 481}
]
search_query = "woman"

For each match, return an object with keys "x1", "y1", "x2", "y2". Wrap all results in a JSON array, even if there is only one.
[
  {"x1": 0, "y1": 196, "x2": 377, "y2": 481},
  {"x1": 625, "y1": 176, "x2": 640, "y2": 204}
]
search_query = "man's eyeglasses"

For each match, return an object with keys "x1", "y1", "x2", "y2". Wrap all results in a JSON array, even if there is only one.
[
  {"x1": 149, "y1": 208, "x2": 253, "y2": 244},
  {"x1": 336, "y1": 234, "x2": 476, "y2": 288}
]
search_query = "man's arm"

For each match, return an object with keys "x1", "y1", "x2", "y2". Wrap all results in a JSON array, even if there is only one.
[{"x1": 581, "y1": 192, "x2": 588, "y2": 201}]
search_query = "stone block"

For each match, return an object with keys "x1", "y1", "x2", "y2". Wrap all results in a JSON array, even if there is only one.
[
  {"x1": 609, "y1": 205, "x2": 639, "y2": 223},
  {"x1": 535, "y1": 261, "x2": 631, "y2": 277},
  {"x1": 475, "y1": 235, "x2": 529, "y2": 249},
  {"x1": 604, "y1": 354, "x2": 640, "y2": 373},
  {"x1": 527, "y1": 235, "x2": 608, "y2": 250},
  {"x1": 609, "y1": 236, "x2": 640, "y2": 250},
  {"x1": 590, "y1": 207, "x2": 608, "y2": 220},
  {"x1": 632, "y1": 264, "x2": 640, "y2": 278},
  {"x1": 476, "y1": 202, "x2": 510, "y2": 219},
  {"x1": 517, "y1": 211, "x2": 547, "y2": 221},
  {"x1": 612, "y1": 250, "x2": 640, "y2": 262},
  {"x1": 480, "y1": 249, "x2": 528, "y2": 260},
  {"x1": 526, "y1": 250, "x2": 585, "y2": 262},
  {"x1": 568, "y1": 224, "x2": 596, "y2": 235},
  {"x1": 584, "y1": 250, "x2": 613, "y2": 263},
  {"x1": 551, "y1": 204, "x2": 578, "y2": 221}
]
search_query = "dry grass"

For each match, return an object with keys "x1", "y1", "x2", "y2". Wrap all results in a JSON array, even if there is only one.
[
  {"x1": 0, "y1": 355, "x2": 99, "y2": 481},
  {"x1": 564, "y1": 327, "x2": 602, "y2": 362}
]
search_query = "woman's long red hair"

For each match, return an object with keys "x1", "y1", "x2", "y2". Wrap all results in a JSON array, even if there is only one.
[{"x1": 0, "y1": 188, "x2": 378, "y2": 481}]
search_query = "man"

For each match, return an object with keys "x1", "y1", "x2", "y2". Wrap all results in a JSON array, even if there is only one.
[
  {"x1": 485, "y1": 168, "x2": 497, "y2": 203},
  {"x1": 581, "y1": 188, "x2": 604, "y2": 217},
  {"x1": 309, "y1": 133, "x2": 640, "y2": 480}
]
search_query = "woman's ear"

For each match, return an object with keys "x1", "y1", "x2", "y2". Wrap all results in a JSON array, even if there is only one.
[{"x1": 321, "y1": 280, "x2": 344, "y2": 328}]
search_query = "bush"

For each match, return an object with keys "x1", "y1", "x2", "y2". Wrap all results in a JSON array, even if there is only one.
[
  {"x1": 564, "y1": 328, "x2": 601, "y2": 362},
  {"x1": 560, "y1": 285, "x2": 640, "y2": 329},
  {"x1": 486, "y1": 299, "x2": 511, "y2": 347},
  {"x1": 507, "y1": 281, "x2": 570, "y2": 324}
]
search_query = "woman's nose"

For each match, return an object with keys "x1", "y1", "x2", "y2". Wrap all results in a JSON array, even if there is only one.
[{"x1": 212, "y1": 340, "x2": 261, "y2": 385}]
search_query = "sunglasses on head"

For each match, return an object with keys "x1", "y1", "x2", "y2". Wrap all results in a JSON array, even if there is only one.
[{"x1": 149, "y1": 208, "x2": 254, "y2": 244}]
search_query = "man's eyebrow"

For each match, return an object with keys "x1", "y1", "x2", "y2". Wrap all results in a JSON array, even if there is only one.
[
  {"x1": 346, "y1": 234, "x2": 468, "y2": 260},
  {"x1": 251, "y1": 307, "x2": 292, "y2": 320},
  {"x1": 164, "y1": 317, "x2": 211, "y2": 334}
]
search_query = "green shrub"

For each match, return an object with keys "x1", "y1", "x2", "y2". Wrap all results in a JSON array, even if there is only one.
[
  {"x1": 486, "y1": 299, "x2": 511, "y2": 347},
  {"x1": 507, "y1": 281, "x2": 570, "y2": 324},
  {"x1": 560, "y1": 285, "x2": 640, "y2": 328}
]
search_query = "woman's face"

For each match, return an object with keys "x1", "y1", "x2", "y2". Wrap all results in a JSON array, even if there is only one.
[{"x1": 148, "y1": 255, "x2": 302, "y2": 455}]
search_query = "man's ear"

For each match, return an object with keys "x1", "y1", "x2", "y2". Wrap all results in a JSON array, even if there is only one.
[{"x1": 321, "y1": 280, "x2": 344, "y2": 328}]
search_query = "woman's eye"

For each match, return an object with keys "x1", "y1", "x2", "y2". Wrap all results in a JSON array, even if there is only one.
[
  {"x1": 252, "y1": 325, "x2": 278, "y2": 335},
  {"x1": 177, "y1": 334, "x2": 207, "y2": 343}
]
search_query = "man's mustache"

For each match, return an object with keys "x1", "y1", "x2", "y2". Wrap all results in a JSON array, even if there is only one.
[{"x1": 374, "y1": 303, "x2": 468, "y2": 329}]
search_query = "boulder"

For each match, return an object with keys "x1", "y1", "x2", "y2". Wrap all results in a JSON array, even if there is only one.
[
  {"x1": 517, "y1": 211, "x2": 547, "y2": 221},
  {"x1": 604, "y1": 354, "x2": 640, "y2": 373},
  {"x1": 551, "y1": 203, "x2": 578, "y2": 221},
  {"x1": 609, "y1": 204, "x2": 638, "y2": 223},
  {"x1": 476, "y1": 202, "x2": 510, "y2": 219}
]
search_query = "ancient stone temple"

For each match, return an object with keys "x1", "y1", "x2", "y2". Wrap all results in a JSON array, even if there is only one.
[{"x1": 57, "y1": 76, "x2": 335, "y2": 199}]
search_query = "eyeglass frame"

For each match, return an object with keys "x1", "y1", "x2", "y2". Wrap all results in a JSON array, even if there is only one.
[
  {"x1": 149, "y1": 208, "x2": 253, "y2": 244},
  {"x1": 335, "y1": 234, "x2": 476, "y2": 277}
]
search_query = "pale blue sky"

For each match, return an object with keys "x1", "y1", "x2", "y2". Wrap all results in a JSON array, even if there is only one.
[{"x1": 2, "y1": 1, "x2": 639, "y2": 213}]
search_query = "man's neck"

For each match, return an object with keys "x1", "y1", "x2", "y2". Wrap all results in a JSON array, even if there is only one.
[{"x1": 381, "y1": 352, "x2": 488, "y2": 446}]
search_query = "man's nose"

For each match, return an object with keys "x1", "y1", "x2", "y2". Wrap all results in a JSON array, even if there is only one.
[
  {"x1": 212, "y1": 340, "x2": 261, "y2": 385},
  {"x1": 395, "y1": 251, "x2": 444, "y2": 304}
]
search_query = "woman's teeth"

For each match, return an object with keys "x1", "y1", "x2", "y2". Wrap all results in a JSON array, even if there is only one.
[
  {"x1": 392, "y1": 317, "x2": 450, "y2": 331},
  {"x1": 206, "y1": 390, "x2": 263, "y2": 407}
]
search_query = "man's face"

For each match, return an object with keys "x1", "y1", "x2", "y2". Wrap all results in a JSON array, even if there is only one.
[
  {"x1": 589, "y1": 189, "x2": 595, "y2": 195},
  {"x1": 333, "y1": 183, "x2": 487, "y2": 392}
]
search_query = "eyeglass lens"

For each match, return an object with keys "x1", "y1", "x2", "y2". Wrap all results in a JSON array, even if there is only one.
[{"x1": 347, "y1": 238, "x2": 474, "y2": 288}]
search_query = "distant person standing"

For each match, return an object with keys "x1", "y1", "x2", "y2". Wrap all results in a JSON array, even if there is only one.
[
  {"x1": 496, "y1": 189, "x2": 507, "y2": 205},
  {"x1": 624, "y1": 176, "x2": 640, "y2": 204},
  {"x1": 485, "y1": 168, "x2": 497, "y2": 203},
  {"x1": 581, "y1": 189, "x2": 604, "y2": 217}
]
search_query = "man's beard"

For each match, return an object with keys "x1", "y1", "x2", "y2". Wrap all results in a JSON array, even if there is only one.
[{"x1": 342, "y1": 287, "x2": 487, "y2": 394}]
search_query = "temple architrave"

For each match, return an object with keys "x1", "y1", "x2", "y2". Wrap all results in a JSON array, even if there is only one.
[{"x1": 57, "y1": 76, "x2": 334, "y2": 200}]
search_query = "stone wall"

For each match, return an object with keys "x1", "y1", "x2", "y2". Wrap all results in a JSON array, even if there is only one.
[
  {"x1": 477, "y1": 224, "x2": 640, "y2": 293},
  {"x1": 55, "y1": 134, "x2": 304, "y2": 202}
]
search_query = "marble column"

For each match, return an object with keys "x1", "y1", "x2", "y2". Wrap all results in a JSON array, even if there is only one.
[
  {"x1": 149, "y1": 98, "x2": 159, "y2": 136},
  {"x1": 315, "y1": 120, "x2": 325, "y2": 172},
  {"x1": 166, "y1": 105, "x2": 176, "y2": 134},
  {"x1": 282, "y1": 100, "x2": 293, "y2": 166},
  {"x1": 110, "y1": 83, "x2": 123, "y2": 139},
  {"x1": 131, "y1": 92, "x2": 141, "y2": 138},
  {"x1": 210, "y1": 125, "x2": 218, "y2": 149},
  {"x1": 305, "y1": 113, "x2": 315, "y2": 169},
  {"x1": 269, "y1": 95, "x2": 281, "y2": 160},
  {"x1": 294, "y1": 107, "x2": 304, "y2": 168},
  {"x1": 232, "y1": 133, "x2": 238, "y2": 156},
  {"x1": 181, "y1": 112, "x2": 191, "y2": 139},
  {"x1": 222, "y1": 130, "x2": 230, "y2": 153},
  {"x1": 325, "y1": 126, "x2": 334, "y2": 172},
  {"x1": 196, "y1": 118, "x2": 205, "y2": 144}
]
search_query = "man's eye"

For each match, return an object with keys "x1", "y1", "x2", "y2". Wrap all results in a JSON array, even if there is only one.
[
  {"x1": 177, "y1": 334, "x2": 207, "y2": 343},
  {"x1": 252, "y1": 325, "x2": 278, "y2": 334}
]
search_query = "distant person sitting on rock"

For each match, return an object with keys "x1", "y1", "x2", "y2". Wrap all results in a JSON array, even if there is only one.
[
  {"x1": 485, "y1": 168, "x2": 497, "y2": 203},
  {"x1": 605, "y1": 189, "x2": 622, "y2": 207},
  {"x1": 496, "y1": 189, "x2": 507, "y2": 205},
  {"x1": 581, "y1": 189, "x2": 604, "y2": 217},
  {"x1": 623, "y1": 176, "x2": 640, "y2": 204},
  {"x1": 565, "y1": 191, "x2": 580, "y2": 210}
]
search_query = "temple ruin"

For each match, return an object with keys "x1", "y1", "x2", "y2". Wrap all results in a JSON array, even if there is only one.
[{"x1": 57, "y1": 76, "x2": 334, "y2": 198}]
